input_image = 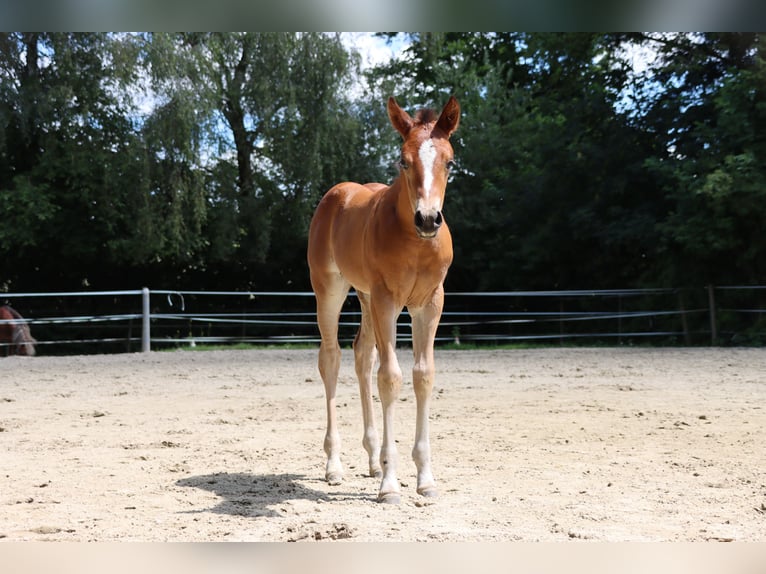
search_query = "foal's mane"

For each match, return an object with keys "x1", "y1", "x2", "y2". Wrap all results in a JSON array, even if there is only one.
[{"x1": 414, "y1": 108, "x2": 438, "y2": 125}]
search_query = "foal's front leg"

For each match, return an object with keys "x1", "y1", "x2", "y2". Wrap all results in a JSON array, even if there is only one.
[
  {"x1": 409, "y1": 290, "x2": 444, "y2": 498},
  {"x1": 371, "y1": 290, "x2": 404, "y2": 504}
]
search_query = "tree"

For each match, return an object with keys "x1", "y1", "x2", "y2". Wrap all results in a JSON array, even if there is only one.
[
  {"x1": 639, "y1": 33, "x2": 766, "y2": 286},
  {"x1": 0, "y1": 32, "x2": 386, "y2": 291},
  {"x1": 4, "y1": 32, "x2": 762, "y2": 298},
  {"x1": 0, "y1": 33, "x2": 149, "y2": 289},
  {"x1": 368, "y1": 33, "x2": 666, "y2": 290},
  {"x1": 146, "y1": 32, "x2": 386, "y2": 288}
]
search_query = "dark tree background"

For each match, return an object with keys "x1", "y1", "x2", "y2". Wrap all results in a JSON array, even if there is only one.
[{"x1": 1, "y1": 33, "x2": 764, "y2": 293}]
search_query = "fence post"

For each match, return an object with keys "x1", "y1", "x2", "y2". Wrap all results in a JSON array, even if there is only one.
[
  {"x1": 678, "y1": 290, "x2": 691, "y2": 345},
  {"x1": 142, "y1": 287, "x2": 151, "y2": 353},
  {"x1": 707, "y1": 285, "x2": 717, "y2": 346},
  {"x1": 617, "y1": 294, "x2": 623, "y2": 345}
]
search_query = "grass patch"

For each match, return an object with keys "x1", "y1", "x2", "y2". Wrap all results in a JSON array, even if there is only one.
[
  {"x1": 166, "y1": 341, "x2": 548, "y2": 352},
  {"x1": 437, "y1": 341, "x2": 545, "y2": 350},
  {"x1": 163, "y1": 342, "x2": 318, "y2": 352},
  {"x1": 161, "y1": 339, "x2": 703, "y2": 353}
]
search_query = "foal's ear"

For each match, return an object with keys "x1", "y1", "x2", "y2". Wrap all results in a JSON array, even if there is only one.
[
  {"x1": 387, "y1": 97, "x2": 414, "y2": 138},
  {"x1": 436, "y1": 95, "x2": 460, "y2": 137}
]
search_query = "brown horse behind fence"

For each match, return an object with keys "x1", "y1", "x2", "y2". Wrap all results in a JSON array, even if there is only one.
[{"x1": 0, "y1": 305, "x2": 36, "y2": 356}]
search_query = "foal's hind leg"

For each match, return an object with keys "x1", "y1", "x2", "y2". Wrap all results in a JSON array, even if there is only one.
[
  {"x1": 313, "y1": 273, "x2": 350, "y2": 485},
  {"x1": 354, "y1": 292, "x2": 382, "y2": 479}
]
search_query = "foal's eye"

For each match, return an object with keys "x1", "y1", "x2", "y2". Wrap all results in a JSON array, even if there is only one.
[
  {"x1": 399, "y1": 158, "x2": 410, "y2": 171},
  {"x1": 446, "y1": 159, "x2": 456, "y2": 170}
]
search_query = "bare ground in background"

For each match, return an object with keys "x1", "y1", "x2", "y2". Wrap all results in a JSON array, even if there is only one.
[{"x1": 2, "y1": 347, "x2": 765, "y2": 541}]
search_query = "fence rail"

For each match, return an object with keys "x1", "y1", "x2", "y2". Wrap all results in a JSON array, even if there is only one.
[{"x1": 2, "y1": 286, "x2": 765, "y2": 355}]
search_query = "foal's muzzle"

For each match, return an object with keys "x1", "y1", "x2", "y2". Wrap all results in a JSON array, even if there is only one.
[{"x1": 414, "y1": 209, "x2": 443, "y2": 238}]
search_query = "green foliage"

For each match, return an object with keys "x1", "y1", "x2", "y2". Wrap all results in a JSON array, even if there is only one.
[
  {"x1": 645, "y1": 33, "x2": 766, "y2": 286},
  {"x1": 0, "y1": 32, "x2": 763, "y2": 294},
  {"x1": 0, "y1": 176, "x2": 58, "y2": 248}
]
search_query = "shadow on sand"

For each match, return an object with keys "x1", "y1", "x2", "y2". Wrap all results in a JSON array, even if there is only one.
[{"x1": 176, "y1": 472, "x2": 369, "y2": 518}]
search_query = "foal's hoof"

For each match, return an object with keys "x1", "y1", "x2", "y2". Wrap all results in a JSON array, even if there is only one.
[
  {"x1": 326, "y1": 472, "x2": 343, "y2": 486},
  {"x1": 370, "y1": 467, "x2": 383, "y2": 479},
  {"x1": 417, "y1": 486, "x2": 438, "y2": 498},
  {"x1": 377, "y1": 492, "x2": 401, "y2": 504}
]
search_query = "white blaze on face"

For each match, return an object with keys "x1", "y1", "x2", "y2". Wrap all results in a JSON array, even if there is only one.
[{"x1": 418, "y1": 139, "x2": 437, "y2": 199}]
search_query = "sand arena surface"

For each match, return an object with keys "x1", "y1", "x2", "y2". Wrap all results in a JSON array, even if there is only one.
[{"x1": 1, "y1": 347, "x2": 765, "y2": 541}]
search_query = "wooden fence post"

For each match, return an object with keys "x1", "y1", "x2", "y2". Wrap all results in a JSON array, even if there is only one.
[
  {"x1": 707, "y1": 285, "x2": 717, "y2": 346},
  {"x1": 142, "y1": 287, "x2": 151, "y2": 352},
  {"x1": 678, "y1": 290, "x2": 691, "y2": 345}
]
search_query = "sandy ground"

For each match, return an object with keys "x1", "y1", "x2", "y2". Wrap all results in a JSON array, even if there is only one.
[{"x1": 1, "y1": 347, "x2": 765, "y2": 542}]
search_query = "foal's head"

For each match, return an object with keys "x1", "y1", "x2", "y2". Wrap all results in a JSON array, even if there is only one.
[{"x1": 387, "y1": 96, "x2": 460, "y2": 239}]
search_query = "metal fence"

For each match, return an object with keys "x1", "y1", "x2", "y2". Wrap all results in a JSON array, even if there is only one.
[{"x1": 2, "y1": 286, "x2": 765, "y2": 355}]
